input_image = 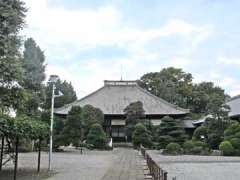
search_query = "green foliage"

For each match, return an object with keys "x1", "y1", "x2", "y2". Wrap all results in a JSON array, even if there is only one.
[
  {"x1": 124, "y1": 101, "x2": 145, "y2": 140},
  {"x1": 223, "y1": 122, "x2": 240, "y2": 155},
  {"x1": 156, "y1": 116, "x2": 188, "y2": 149},
  {"x1": 45, "y1": 78, "x2": 77, "y2": 109},
  {"x1": 132, "y1": 123, "x2": 152, "y2": 148},
  {"x1": 0, "y1": 114, "x2": 49, "y2": 139},
  {"x1": 183, "y1": 140, "x2": 195, "y2": 154},
  {"x1": 139, "y1": 67, "x2": 193, "y2": 108},
  {"x1": 81, "y1": 105, "x2": 104, "y2": 135},
  {"x1": 139, "y1": 67, "x2": 229, "y2": 115},
  {"x1": 219, "y1": 141, "x2": 235, "y2": 156},
  {"x1": 21, "y1": 38, "x2": 46, "y2": 115},
  {"x1": 165, "y1": 143, "x2": 182, "y2": 155},
  {"x1": 193, "y1": 126, "x2": 208, "y2": 140},
  {"x1": 86, "y1": 123, "x2": 107, "y2": 149},
  {"x1": 63, "y1": 106, "x2": 83, "y2": 147},
  {"x1": 183, "y1": 140, "x2": 210, "y2": 155},
  {"x1": 0, "y1": 0, "x2": 27, "y2": 112},
  {"x1": 22, "y1": 38, "x2": 46, "y2": 91}
]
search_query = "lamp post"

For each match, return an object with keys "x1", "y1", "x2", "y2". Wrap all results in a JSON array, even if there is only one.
[{"x1": 48, "y1": 75, "x2": 59, "y2": 171}]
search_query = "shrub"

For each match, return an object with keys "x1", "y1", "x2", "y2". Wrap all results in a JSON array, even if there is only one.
[
  {"x1": 193, "y1": 126, "x2": 208, "y2": 140},
  {"x1": 183, "y1": 140, "x2": 195, "y2": 154},
  {"x1": 219, "y1": 141, "x2": 235, "y2": 156},
  {"x1": 132, "y1": 123, "x2": 152, "y2": 148},
  {"x1": 164, "y1": 143, "x2": 182, "y2": 155},
  {"x1": 207, "y1": 133, "x2": 223, "y2": 149},
  {"x1": 86, "y1": 123, "x2": 107, "y2": 149},
  {"x1": 183, "y1": 140, "x2": 210, "y2": 155}
]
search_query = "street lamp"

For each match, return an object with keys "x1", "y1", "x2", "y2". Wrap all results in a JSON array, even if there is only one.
[{"x1": 48, "y1": 75, "x2": 59, "y2": 171}]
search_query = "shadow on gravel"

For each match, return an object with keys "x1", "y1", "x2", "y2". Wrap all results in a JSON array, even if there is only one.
[{"x1": 0, "y1": 169, "x2": 55, "y2": 180}]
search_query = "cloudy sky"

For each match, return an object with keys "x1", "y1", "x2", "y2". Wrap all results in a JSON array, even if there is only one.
[{"x1": 22, "y1": 0, "x2": 240, "y2": 98}]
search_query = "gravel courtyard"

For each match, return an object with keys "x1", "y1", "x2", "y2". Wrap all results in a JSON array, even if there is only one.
[
  {"x1": 148, "y1": 150, "x2": 240, "y2": 180},
  {"x1": 0, "y1": 148, "x2": 144, "y2": 180}
]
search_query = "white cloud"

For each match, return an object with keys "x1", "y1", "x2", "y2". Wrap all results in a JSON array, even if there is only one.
[{"x1": 23, "y1": 0, "x2": 212, "y2": 98}]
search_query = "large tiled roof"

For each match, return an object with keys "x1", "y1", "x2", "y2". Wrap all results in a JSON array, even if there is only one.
[
  {"x1": 226, "y1": 95, "x2": 240, "y2": 118},
  {"x1": 54, "y1": 80, "x2": 190, "y2": 115}
]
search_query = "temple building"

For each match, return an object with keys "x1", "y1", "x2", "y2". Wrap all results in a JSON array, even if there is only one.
[
  {"x1": 55, "y1": 80, "x2": 191, "y2": 141},
  {"x1": 226, "y1": 95, "x2": 240, "y2": 120}
]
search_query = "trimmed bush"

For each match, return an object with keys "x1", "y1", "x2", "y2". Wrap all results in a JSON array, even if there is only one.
[
  {"x1": 183, "y1": 140, "x2": 195, "y2": 154},
  {"x1": 164, "y1": 143, "x2": 182, "y2": 155},
  {"x1": 219, "y1": 141, "x2": 235, "y2": 156},
  {"x1": 86, "y1": 123, "x2": 107, "y2": 149},
  {"x1": 183, "y1": 140, "x2": 210, "y2": 155},
  {"x1": 193, "y1": 126, "x2": 208, "y2": 140},
  {"x1": 132, "y1": 123, "x2": 152, "y2": 148}
]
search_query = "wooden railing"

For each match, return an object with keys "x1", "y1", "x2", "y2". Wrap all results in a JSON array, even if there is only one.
[{"x1": 140, "y1": 145, "x2": 175, "y2": 180}]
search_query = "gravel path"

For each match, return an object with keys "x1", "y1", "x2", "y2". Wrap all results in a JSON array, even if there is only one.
[
  {"x1": 148, "y1": 150, "x2": 240, "y2": 180},
  {"x1": 101, "y1": 148, "x2": 144, "y2": 180},
  {"x1": 0, "y1": 148, "x2": 144, "y2": 180}
]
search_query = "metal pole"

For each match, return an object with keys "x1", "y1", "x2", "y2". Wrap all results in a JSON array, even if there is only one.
[{"x1": 48, "y1": 84, "x2": 55, "y2": 171}]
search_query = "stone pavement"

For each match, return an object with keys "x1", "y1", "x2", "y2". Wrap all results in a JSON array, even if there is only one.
[{"x1": 101, "y1": 148, "x2": 145, "y2": 180}]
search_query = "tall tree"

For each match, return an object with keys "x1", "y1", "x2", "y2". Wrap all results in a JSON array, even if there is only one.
[
  {"x1": 0, "y1": 0, "x2": 26, "y2": 112},
  {"x1": 45, "y1": 78, "x2": 77, "y2": 109},
  {"x1": 139, "y1": 67, "x2": 229, "y2": 115},
  {"x1": 22, "y1": 38, "x2": 46, "y2": 115},
  {"x1": 22, "y1": 38, "x2": 46, "y2": 91},
  {"x1": 139, "y1": 67, "x2": 193, "y2": 108},
  {"x1": 190, "y1": 82, "x2": 228, "y2": 114}
]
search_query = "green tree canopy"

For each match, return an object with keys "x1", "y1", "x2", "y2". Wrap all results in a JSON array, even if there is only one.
[
  {"x1": 22, "y1": 38, "x2": 46, "y2": 115},
  {"x1": 156, "y1": 116, "x2": 188, "y2": 148},
  {"x1": 132, "y1": 123, "x2": 152, "y2": 148},
  {"x1": 139, "y1": 67, "x2": 193, "y2": 108},
  {"x1": 139, "y1": 67, "x2": 229, "y2": 115},
  {"x1": 45, "y1": 78, "x2": 77, "y2": 109},
  {"x1": 86, "y1": 123, "x2": 107, "y2": 149},
  {"x1": 124, "y1": 101, "x2": 145, "y2": 140},
  {"x1": 81, "y1": 105, "x2": 104, "y2": 135},
  {"x1": 0, "y1": 0, "x2": 27, "y2": 112},
  {"x1": 63, "y1": 106, "x2": 83, "y2": 146}
]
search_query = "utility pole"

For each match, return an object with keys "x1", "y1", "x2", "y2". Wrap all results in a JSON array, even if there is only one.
[{"x1": 49, "y1": 82, "x2": 55, "y2": 171}]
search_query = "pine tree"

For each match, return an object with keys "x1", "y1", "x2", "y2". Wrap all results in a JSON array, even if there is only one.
[
  {"x1": 86, "y1": 123, "x2": 107, "y2": 149},
  {"x1": 157, "y1": 116, "x2": 188, "y2": 148},
  {"x1": 63, "y1": 106, "x2": 83, "y2": 147},
  {"x1": 132, "y1": 123, "x2": 152, "y2": 148}
]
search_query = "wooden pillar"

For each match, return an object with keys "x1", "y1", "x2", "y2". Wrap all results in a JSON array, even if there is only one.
[
  {"x1": 37, "y1": 139, "x2": 41, "y2": 173},
  {"x1": 0, "y1": 136, "x2": 4, "y2": 171},
  {"x1": 14, "y1": 137, "x2": 19, "y2": 180}
]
